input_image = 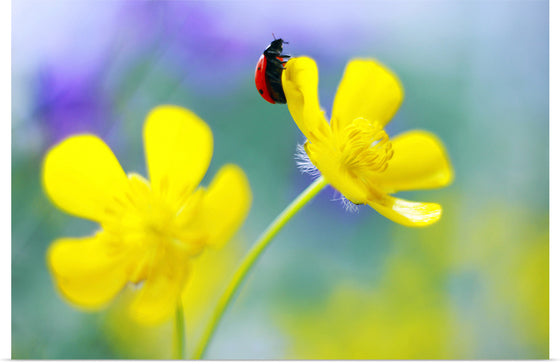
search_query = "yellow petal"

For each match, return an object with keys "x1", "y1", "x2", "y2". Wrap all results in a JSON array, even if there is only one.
[
  {"x1": 199, "y1": 164, "x2": 252, "y2": 248},
  {"x1": 374, "y1": 130, "x2": 454, "y2": 193},
  {"x1": 47, "y1": 234, "x2": 129, "y2": 309},
  {"x1": 129, "y1": 247, "x2": 191, "y2": 325},
  {"x1": 143, "y1": 105, "x2": 213, "y2": 205},
  {"x1": 42, "y1": 135, "x2": 128, "y2": 222},
  {"x1": 282, "y1": 57, "x2": 331, "y2": 143},
  {"x1": 331, "y1": 59, "x2": 403, "y2": 133},
  {"x1": 368, "y1": 195, "x2": 442, "y2": 227}
]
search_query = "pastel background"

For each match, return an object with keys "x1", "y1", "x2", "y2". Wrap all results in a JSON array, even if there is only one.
[{"x1": 12, "y1": 0, "x2": 548, "y2": 359}]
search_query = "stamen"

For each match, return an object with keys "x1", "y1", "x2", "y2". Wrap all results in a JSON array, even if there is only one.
[
  {"x1": 331, "y1": 189, "x2": 360, "y2": 213},
  {"x1": 101, "y1": 173, "x2": 207, "y2": 259},
  {"x1": 295, "y1": 143, "x2": 321, "y2": 177},
  {"x1": 339, "y1": 118, "x2": 393, "y2": 173}
]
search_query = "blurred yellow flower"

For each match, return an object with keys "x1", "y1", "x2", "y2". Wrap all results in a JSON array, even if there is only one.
[
  {"x1": 104, "y1": 236, "x2": 244, "y2": 359},
  {"x1": 279, "y1": 282, "x2": 455, "y2": 359},
  {"x1": 282, "y1": 57, "x2": 453, "y2": 226},
  {"x1": 276, "y1": 228, "x2": 461, "y2": 359},
  {"x1": 277, "y1": 201, "x2": 548, "y2": 359},
  {"x1": 43, "y1": 105, "x2": 252, "y2": 325}
]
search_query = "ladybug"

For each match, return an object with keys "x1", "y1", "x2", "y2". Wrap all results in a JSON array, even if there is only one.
[{"x1": 255, "y1": 38, "x2": 290, "y2": 104}]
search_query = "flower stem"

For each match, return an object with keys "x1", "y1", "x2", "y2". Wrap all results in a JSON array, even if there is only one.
[
  {"x1": 192, "y1": 176, "x2": 328, "y2": 359},
  {"x1": 173, "y1": 300, "x2": 185, "y2": 359}
]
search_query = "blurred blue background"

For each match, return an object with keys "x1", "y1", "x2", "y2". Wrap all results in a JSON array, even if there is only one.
[{"x1": 12, "y1": 0, "x2": 548, "y2": 359}]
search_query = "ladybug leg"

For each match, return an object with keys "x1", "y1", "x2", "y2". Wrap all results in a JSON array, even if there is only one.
[
  {"x1": 267, "y1": 50, "x2": 283, "y2": 57},
  {"x1": 265, "y1": 68, "x2": 283, "y2": 82},
  {"x1": 267, "y1": 73, "x2": 282, "y2": 82},
  {"x1": 269, "y1": 58, "x2": 284, "y2": 67}
]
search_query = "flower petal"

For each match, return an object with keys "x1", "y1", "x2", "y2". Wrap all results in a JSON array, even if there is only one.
[
  {"x1": 199, "y1": 164, "x2": 252, "y2": 247},
  {"x1": 129, "y1": 248, "x2": 191, "y2": 325},
  {"x1": 282, "y1": 57, "x2": 331, "y2": 143},
  {"x1": 143, "y1": 105, "x2": 213, "y2": 204},
  {"x1": 331, "y1": 59, "x2": 403, "y2": 133},
  {"x1": 368, "y1": 195, "x2": 442, "y2": 227},
  {"x1": 42, "y1": 135, "x2": 128, "y2": 222},
  {"x1": 47, "y1": 234, "x2": 130, "y2": 309},
  {"x1": 375, "y1": 130, "x2": 454, "y2": 193}
]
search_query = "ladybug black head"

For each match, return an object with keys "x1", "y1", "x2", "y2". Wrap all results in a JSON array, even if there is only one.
[
  {"x1": 270, "y1": 38, "x2": 284, "y2": 47},
  {"x1": 264, "y1": 38, "x2": 286, "y2": 55}
]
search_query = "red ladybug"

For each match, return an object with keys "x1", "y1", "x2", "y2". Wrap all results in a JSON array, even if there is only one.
[{"x1": 255, "y1": 38, "x2": 290, "y2": 104}]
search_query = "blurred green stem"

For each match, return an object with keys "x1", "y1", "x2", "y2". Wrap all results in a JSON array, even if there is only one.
[
  {"x1": 192, "y1": 176, "x2": 328, "y2": 359},
  {"x1": 173, "y1": 301, "x2": 185, "y2": 359}
]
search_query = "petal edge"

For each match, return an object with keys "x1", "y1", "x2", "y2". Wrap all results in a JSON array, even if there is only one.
[
  {"x1": 282, "y1": 57, "x2": 331, "y2": 143},
  {"x1": 368, "y1": 195, "x2": 442, "y2": 227},
  {"x1": 144, "y1": 105, "x2": 213, "y2": 204},
  {"x1": 199, "y1": 164, "x2": 252, "y2": 248},
  {"x1": 374, "y1": 130, "x2": 454, "y2": 193},
  {"x1": 331, "y1": 59, "x2": 403, "y2": 133},
  {"x1": 42, "y1": 135, "x2": 128, "y2": 222},
  {"x1": 47, "y1": 234, "x2": 129, "y2": 309}
]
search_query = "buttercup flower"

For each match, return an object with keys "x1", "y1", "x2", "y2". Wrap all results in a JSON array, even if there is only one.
[
  {"x1": 282, "y1": 57, "x2": 453, "y2": 227},
  {"x1": 43, "y1": 105, "x2": 251, "y2": 325}
]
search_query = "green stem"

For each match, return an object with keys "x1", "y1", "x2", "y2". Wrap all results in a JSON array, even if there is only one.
[
  {"x1": 192, "y1": 176, "x2": 328, "y2": 359},
  {"x1": 173, "y1": 300, "x2": 185, "y2": 359}
]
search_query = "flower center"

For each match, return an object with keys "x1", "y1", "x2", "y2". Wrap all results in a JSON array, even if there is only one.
[
  {"x1": 103, "y1": 174, "x2": 206, "y2": 258},
  {"x1": 338, "y1": 117, "x2": 394, "y2": 174},
  {"x1": 142, "y1": 199, "x2": 178, "y2": 238}
]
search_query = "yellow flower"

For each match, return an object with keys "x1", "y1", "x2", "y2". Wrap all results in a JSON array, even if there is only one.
[
  {"x1": 282, "y1": 57, "x2": 453, "y2": 226},
  {"x1": 42, "y1": 105, "x2": 252, "y2": 325}
]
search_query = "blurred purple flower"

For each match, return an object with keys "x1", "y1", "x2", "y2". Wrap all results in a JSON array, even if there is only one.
[
  {"x1": 115, "y1": 1, "x2": 253, "y2": 90},
  {"x1": 34, "y1": 63, "x2": 113, "y2": 145},
  {"x1": 29, "y1": 1, "x2": 259, "y2": 149}
]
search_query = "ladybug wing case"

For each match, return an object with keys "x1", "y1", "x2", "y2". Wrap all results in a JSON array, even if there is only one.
[{"x1": 255, "y1": 55, "x2": 276, "y2": 104}]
